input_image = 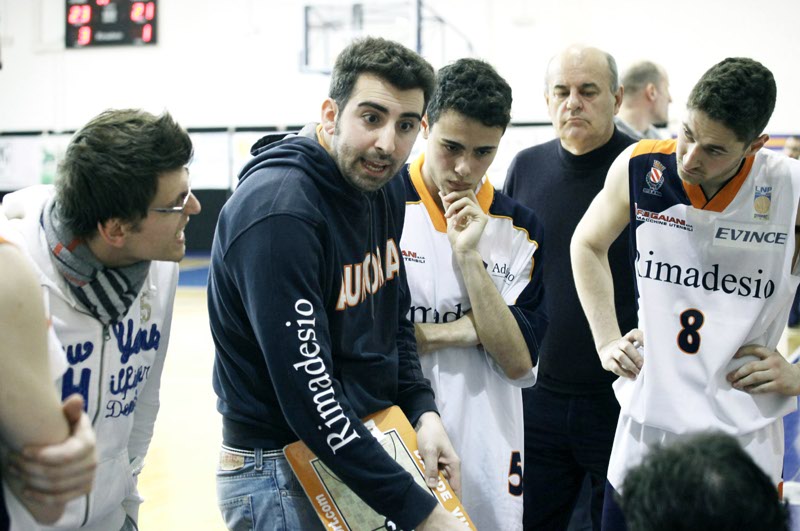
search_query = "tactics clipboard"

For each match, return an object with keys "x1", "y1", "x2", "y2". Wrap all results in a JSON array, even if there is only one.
[{"x1": 284, "y1": 406, "x2": 476, "y2": 530}]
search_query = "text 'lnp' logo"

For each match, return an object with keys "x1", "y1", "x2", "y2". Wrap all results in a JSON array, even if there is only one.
[
  {"x1": 753, "y1": 185, "x2": 772, "y2": 220},
  {"x1": 336, "y1": 240, "x2": 401, "y2": 310}
]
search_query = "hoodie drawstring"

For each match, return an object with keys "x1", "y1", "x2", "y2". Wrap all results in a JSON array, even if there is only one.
[
  {"x1": 366, "y1": 192, "x2": 375, "y2": 320},
  {"x1": 366, "y1": 188, "x2": 391, "y2": 321}
]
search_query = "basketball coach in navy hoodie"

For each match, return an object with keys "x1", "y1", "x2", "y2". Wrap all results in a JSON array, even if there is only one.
[{"x1": 207, "y1": 37, "x2": 464, "y2": 531}]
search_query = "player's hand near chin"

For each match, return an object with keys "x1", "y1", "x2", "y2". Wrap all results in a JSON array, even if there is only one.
[{"x1": 441, "y1": 190, "x2": 487, "y2": 255}]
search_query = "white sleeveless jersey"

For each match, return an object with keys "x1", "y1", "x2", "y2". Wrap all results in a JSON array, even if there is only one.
[
  {"x1": 400, "y1": 154, "x2": 546, "y2": 531},
  {"x1": 617, "y1": 140, "x2": 800, "y2": 435}
]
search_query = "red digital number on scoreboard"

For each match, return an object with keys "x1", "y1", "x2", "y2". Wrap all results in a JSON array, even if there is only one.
[
  {"x1": 142, "y1": 23, "x2": 153, "y2": 43},
  {"x1": 77, "y1": 25, "x2": 92, "y2": 45},
  {"x1": 67, "y1": 5, "x2": 92, "y2": 25},
  {"x1": 130, "y1": 2, "x2": 155, "y2": 22}
]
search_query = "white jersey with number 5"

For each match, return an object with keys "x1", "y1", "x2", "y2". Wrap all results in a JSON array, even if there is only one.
[{"x1": 399, "y1": 155, "x2": 546, "y2": 531}]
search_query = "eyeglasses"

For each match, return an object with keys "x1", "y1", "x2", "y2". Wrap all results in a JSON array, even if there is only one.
[{"x1": 150, "y1": 188, "x2": 193, "y2": 214}]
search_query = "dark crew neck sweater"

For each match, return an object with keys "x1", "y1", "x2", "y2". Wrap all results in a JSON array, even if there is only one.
[{"x1": 503, "y1": 129, "x2": 637, "y2": 394}]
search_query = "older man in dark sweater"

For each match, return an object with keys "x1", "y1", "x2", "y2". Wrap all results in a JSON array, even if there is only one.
[{"x1": 503, "y1": 45, "x2": 636, "y2": 531}]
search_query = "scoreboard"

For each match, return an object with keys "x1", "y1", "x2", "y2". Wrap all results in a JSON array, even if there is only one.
[{"x1": 66, "y1": 0, "x2": 157, "y2": 48}]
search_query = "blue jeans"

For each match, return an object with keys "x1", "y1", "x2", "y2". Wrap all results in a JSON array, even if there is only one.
[{"x1": 216, "y1": 446, "x2": 323, "y2": 531}]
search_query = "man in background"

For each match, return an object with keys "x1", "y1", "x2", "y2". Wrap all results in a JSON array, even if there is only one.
[
  {"x1": 615, "y1": 61, "x2": 671, "y2": 140},
  {"x1": 784, "y1": 135, "x2": 800, "y2": 159},
  {"x1": 401, "y1": 57, "x2": 547, "y2": 531},
  {"x1": 503, "y1": 44, "x2": 636, "y2": 530}
]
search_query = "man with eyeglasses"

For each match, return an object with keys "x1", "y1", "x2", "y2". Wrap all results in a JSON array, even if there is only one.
[{"x1": 0, "y1": 109, "x2": 200, "y2": 531}]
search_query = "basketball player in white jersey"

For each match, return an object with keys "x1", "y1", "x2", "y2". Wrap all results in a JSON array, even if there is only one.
[
  {"x1": 571, "y1": 57, "x2": 800, "y2": 530},
  {"x1": 399, "y1": 58, "x2": 547, "y2": 531}
]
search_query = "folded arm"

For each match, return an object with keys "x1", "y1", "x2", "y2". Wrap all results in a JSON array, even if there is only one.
[
  {"x1": 440, "y1": 190, "x2": 534, "y2": 379},
  {"x1": 0, "y1": 243, "x2": 88, "y2": 524}
]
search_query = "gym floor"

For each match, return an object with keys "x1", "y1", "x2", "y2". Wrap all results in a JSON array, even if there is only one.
[{"x1": 137, "y1": 259, "x2": 224, "y2": 529}]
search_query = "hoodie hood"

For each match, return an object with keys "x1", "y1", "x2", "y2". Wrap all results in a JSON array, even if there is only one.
[{"x1": 239, "y1": 123, "x2": 368, "y2": 212}]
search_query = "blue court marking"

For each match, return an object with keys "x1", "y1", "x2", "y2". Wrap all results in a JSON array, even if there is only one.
[{"x1": 178, "y1": 252, "x2": 210, "y2": 287}]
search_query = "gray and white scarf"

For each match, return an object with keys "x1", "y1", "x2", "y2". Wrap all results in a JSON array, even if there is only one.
[{"x1": 42, "y1": 198, "x2": 150, "y2": 326}]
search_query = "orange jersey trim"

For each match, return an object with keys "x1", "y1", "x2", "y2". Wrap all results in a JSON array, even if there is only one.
[
  {"x1": 682, "y1": 155, "x2": 754, "y2": 212},
  {"x1": 632, "y1": 138, "x2": 676, "y2": 158},
  {"x1": 631, "y1": 138, "x2": 755, "y2": 213},
  {"x1": 408, "y1": 153, "x2": 494, "y2": 233}
]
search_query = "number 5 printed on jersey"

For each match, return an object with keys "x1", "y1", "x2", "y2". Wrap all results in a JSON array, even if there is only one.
[
  {"x1": 508, "y1": 450, "x2": 523, "y2": 496},
  {"x1": 677, "y1": 308, "x2": 705, "y2": 354}
]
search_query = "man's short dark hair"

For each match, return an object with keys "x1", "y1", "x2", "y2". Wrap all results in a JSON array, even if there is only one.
[
  {"x1": 328, "y1": 36, "x2": 435, "y2": 114},
  {"x1": 621, "y1": 61, "x2": 663, "y2": 95},
  {"x1": 56, "y1": 109, "x2": 193, "y2": 239},
  {"x1": 688, "y1": 57, "x2": 776, "y2": 143},
  {"x1": 426, "y1": 58, "x2": 512, "y2": 132},
  {"x1": 621, "y1": 432, "x2": 789, "y2": 531}
]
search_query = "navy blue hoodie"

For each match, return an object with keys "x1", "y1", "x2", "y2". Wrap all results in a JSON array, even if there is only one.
[{"x1": 208, "y1": 126, "x2": 439, "y2": 529}]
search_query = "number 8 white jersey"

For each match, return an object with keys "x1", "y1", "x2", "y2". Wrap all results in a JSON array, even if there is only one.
[{"x1": 619, "y1": 139, "x2": 800, "y2": 435}]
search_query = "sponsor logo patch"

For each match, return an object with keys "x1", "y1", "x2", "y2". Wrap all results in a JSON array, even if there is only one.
[
  {"x1": 643, "y1": 161, "x2": 667, "y2": 196},
  {"x1": 754, "y1": 186, "x2": 772, "y2": 220},
  {"x1": 490, "y1": 262, "x2": 516, "y2": 283},
  {"x1": 401, "y1": 248, "x2": 426, "y2": 264},
  {"x1": 635, "y1": 204, "x2": 694, "y2": 232},
  {"x1": 713, "y1": 220, "x2": 787, "y2": 250}
]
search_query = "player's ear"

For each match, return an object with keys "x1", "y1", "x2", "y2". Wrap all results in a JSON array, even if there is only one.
[
  {"x1": 96, "y1": 218, "x2": 128, "y2": 248},
  {"x1": 321, "y1": 98, "x2": 338, "y2": 135},
  {"x1": 613, "y1": 85, "x2": 624, "y2": 114},
  {"x1": 421, "y1": 114, "x2": 430, "y2": 139},
  {"x1": 646, "y1": 82, "x2": 657, "y2": 102},
  {"x1": 746, "y1": 134, "x2": 769, "y2": 156}
]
